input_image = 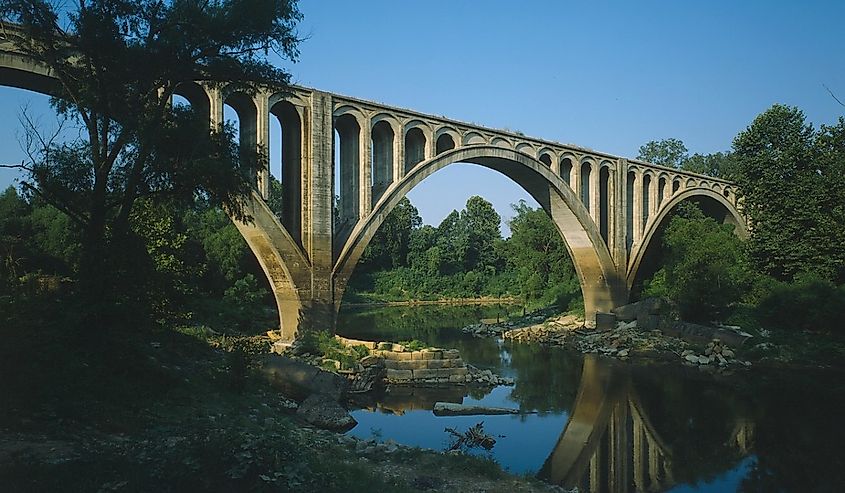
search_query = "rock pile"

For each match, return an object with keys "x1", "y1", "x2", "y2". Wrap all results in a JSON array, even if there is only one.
[
  {"x1": 681, "y1": 338, "x2": 750, "y2": 370},
  {"x1": 466, "y1": 365, "x2": 514, "y2": 386},
  {"x1": 461, "y1": 321, "x2": 511, "y2": 338}
]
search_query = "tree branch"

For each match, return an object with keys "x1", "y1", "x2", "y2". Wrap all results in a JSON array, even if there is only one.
[{"x1": 823, "y1": 84, "x2": 845, "y2": 108}]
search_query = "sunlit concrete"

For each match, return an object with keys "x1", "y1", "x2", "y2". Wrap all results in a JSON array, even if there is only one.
[{"x1": 1, "y1": 22, "x2": 746, "y2": 339}]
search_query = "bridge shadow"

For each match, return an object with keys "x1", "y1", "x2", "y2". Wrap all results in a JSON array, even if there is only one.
[{"x1": 539, "y1": 355, "x2": 755, "y2": 492}]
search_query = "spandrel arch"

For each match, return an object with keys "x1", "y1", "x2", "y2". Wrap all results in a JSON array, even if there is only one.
[{"x1": 334, "y1": 145, "x2": 628, "y2": 324}]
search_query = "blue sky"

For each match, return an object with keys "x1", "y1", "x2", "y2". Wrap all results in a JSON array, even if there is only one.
[{"x1": 2, "y1": 0, "x2": 844, "y2": 231}]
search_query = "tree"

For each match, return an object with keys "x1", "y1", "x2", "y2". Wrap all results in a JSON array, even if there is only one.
[
  {"x1": 732, "y1": 105, "x2": 845, "y2": 283},
  {"x1": 652, "y1": 204, "x2": 749, "y2": 321},
  {"x1": 503, "y1": 200, "x2": 580, "y2": 308},
  {"x1": 681, "y1": 151, "x2": 737, "y2": 179},
  {"x1": 637, "y1": 138, "x2": 689, "y2": 168},
  {"x1": 461, "y1": 196, "x2": 501, "y2": 272},
  {"x1": 359, "y1": 197, "x2": 421, "y2": 271},
  {"x1": 0, "y1": 0, "x2": 302, "y2": 324}
]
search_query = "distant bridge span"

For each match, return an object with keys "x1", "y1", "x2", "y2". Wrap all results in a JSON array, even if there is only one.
[{"x1": 0, "y1": 23, "x2": 747, "y2": 339}]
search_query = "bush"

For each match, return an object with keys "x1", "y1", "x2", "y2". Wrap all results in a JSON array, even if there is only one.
[{"x1": 755, "y1": 274, "x2": 845, "y2": 332}]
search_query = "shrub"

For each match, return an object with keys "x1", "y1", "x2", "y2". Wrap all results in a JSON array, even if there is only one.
[{"x1": 755, "y1": 274, "x2": 845, "y2": 332}]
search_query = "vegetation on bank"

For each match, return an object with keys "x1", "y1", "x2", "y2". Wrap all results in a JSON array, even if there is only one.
[
  {"x1": 638, "y1": 105, "x2": 845, "y2": 336},
  {"x1": 345, "y1": 196, "x2": 582, "y2": 313}
]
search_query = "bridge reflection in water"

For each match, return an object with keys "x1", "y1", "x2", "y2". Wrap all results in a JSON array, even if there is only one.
[{"x1": 540, "y1": 356, "x2": 755, "y2": 492}]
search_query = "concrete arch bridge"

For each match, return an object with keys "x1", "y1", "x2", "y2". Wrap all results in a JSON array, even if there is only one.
[{"x1": 1, "y1": 24, "x2": 747, "y2": 340}]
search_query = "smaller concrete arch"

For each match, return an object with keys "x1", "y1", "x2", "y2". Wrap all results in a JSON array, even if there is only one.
[
  {"x1": 172, "y1": 81, "x2": 212, "y2": 120},
  {"x1": 560, "y1": 154, "x2": 575, "y2": 187},
  {"x1": 491, "y1": 137, "x2": 512, "y2": 149},
  {"x1": 712, "y1": 183, "x2": 723, "y2": 194},
  {"x1": 515, "y1": 142, "x2": 536, "y2": 157},
  {"x1": 434, "y1": 126, "x2": 461, "y2": 153},
  {"x1": 463, "y1": 130, "x2": 486, "y2": 145},
  {"x1": 371, "y1": 112, "x2": 402, "y2": 132},
  {"x1": 333, "y1": 104, "x2": 367, "y2": 124},
  {"x1": 403, "y1": 122, "x2": 430, "y2": 171},
  {"x1": 685, "y1": 177, "x2": 697, "y2": 188},
  {"x1": 538, "y1": 151, "x2": 554, "y2": 168},
  {"x1": 627, "y1": 188, "x2": 748, "y2": 288},
  {"x1": 267, "y1": 90, "x2": 309, "y2": 110},
  {"x1": 672, "y1": 178, "x2": 682, "y2": 195},
  {"x1": 599, "y1": 159, "x2": 615, "y2": 170}
]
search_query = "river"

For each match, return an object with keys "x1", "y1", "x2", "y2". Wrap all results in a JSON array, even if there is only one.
[{"x1": 337, "y1": 304, "x2": 845, "y2": 492}]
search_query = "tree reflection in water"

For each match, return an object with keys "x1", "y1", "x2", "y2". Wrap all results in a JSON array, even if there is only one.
[{"x1": 340, "y1": 306, "x2": 845, "y2": 491}]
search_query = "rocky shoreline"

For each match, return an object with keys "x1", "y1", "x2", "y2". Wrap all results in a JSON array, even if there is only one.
[{"x1": 461, "y1": 298, "x2": 756, "y2": 372}]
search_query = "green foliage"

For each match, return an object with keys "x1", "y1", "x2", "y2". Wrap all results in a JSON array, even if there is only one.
[
  {"x1": 754, "y1": 273, "x2": 845, "y2": 332},
  {"x1": 1, "y1": 0, "x2": 302, "y2": 327},
  {"x1": 462, "y1": 196, "x2": 502, "y2": 271},
  {"x1": 681, "y1": 151, "x2": 737, "y2": 179},
  {"x1": 398, "y1": 339, "x2": 427, "y2": 351},
  {"x1": 637, "y1": 138, "x2": 689, "y2": 168},
  {"x1": 657, "y1": 204, "x2": 750, "y2": 321},
  {"x1": 360, "y1": 197, "x2": 422, "y2": 271},
  {"x1": 733, "y1": 106, "x2": 845, "y2": 283},
  {"x1": 502, "y1": 200, "x2": 580, "y2": 309}
]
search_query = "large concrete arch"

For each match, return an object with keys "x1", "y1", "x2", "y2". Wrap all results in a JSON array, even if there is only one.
[
  {"x1": 0, "y1": 43, "x2": 310, "y2": 340},
  {"x1": 231, "y1": 191, "x2": 312, "y2": 340},
  {"x1": 333, "y1": 145, "x2": 628, "y2": 324},
  {"x1": 627, "y1": 188, "x2": 748, "y2": 290}
]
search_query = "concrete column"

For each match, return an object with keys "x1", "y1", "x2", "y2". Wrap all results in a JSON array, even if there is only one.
[
  {"x1": 255, "y1": 92, "x2": 270, "y2": 199},
  {"x1": 662, "y1": 177, "x2": 672, "y2": 205},
  {"x1": 206, "y1": 85, "x2": 224, "y2": 129},
  {"x1": 589, "y1": 162, "x2": 600, "y2": 225},
  {"x1": 633, "y1": 413, "x2": 645, "y2": 491},
  {"x1": 573, "y1": 159, "x2": 582, "y2": 203},
  {"x1": 613, "y1": 160, "x2": 628, "y2": 278},
  {"x1": 393, "y1": 126, "x2": 405, "y2": 183},
  {"x1": 589, "y1": 442, "x2": 601, "y2": 493},
  {"x1": 632, "y1": 169, "x2": 644, "y2": 246},
  {"x1": 359, "y1": 120, "x2": 372, "y2": 219},
  {"x1": 305, "y1": 91, "x2": 335, "y2": 305},
  {"x1": 425, "y1": 129, "x2": 435, "y2": 160},
  {"x1": 648, "y1": 174, "x2": 659, "y2": 220},
  {"x1": 551, "y1": 153, "x2": 561, "y2": 175},
  {"x1": 647, "y1": 435, "x2": 661, "y2": 491}
]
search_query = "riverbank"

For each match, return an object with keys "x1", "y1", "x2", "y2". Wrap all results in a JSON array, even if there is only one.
[
  {"x1": 0, "y1": 319, "x2": 560, "y2": 492},
  {"x1": 460, "y1": 304, "x2": 845, "y2": 371},
  {"x1": 343, "y1": 296, "x2": 517, "y2": 308}
]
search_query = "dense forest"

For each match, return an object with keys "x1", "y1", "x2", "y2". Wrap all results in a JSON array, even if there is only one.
[{"x1": 346, "y1": 196, "x2": 581, "y2": 311}]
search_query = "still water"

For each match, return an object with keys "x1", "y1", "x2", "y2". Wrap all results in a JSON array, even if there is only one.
[{"x1": 337, "y1": 305, "x2": 845, "y2": 492}]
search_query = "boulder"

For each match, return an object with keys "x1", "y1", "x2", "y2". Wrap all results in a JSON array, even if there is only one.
[
  {"x1": 432, "y1": 402, "x2": 522, "y2": 416},
  {"x1": 296, "y1": 393, "x2": 357, "y2": 431},
  {"x1": 261, "y1": 354, "x2": 349, "y2": 401},
  {"x1": 595, "y1": 312, "x2": 617, "y2": 331},
  {"x1": 612, "y1": 297, "x2": 666, "y2": 321}
]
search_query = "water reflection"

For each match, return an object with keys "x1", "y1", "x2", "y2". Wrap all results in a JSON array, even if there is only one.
[
  {"x1": 339, "y1": 305, "x2": 845, "y2": 491},
  {"x1": 539, "y1": 356, "x2": 755, "y2": 492}
]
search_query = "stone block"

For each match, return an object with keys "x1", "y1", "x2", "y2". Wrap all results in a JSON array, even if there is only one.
[
  {"x1": 386, "y1": 369, "x2": 413, "y2": 381},
  {"x1": 442, "y1": 349, "x2": 461, "y2": 360},
  {"x1": 595, "y1": 312, "x2": 616, "y2": 331},
  {"x1": 410, "y1": 369, "x2": 448, "y2": 380},
  {"x1": 637, "y1": 314, "x2": 660, "y2": 331},
  {"x1": 420, "y1": 350, "x2": 442, "y2": 360},
  {"x1": 411, "y1": 351, "x2": 425, "y2": 360},
  {"x1": 426, "y1": 359, "x2": 453, "y2": 369},
  {"x1": 449, "y1": 375, "x2": 467, "y2": 383},
  {"x1": 394, "y1": 360, "x2": 429, "y2": 371}
]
